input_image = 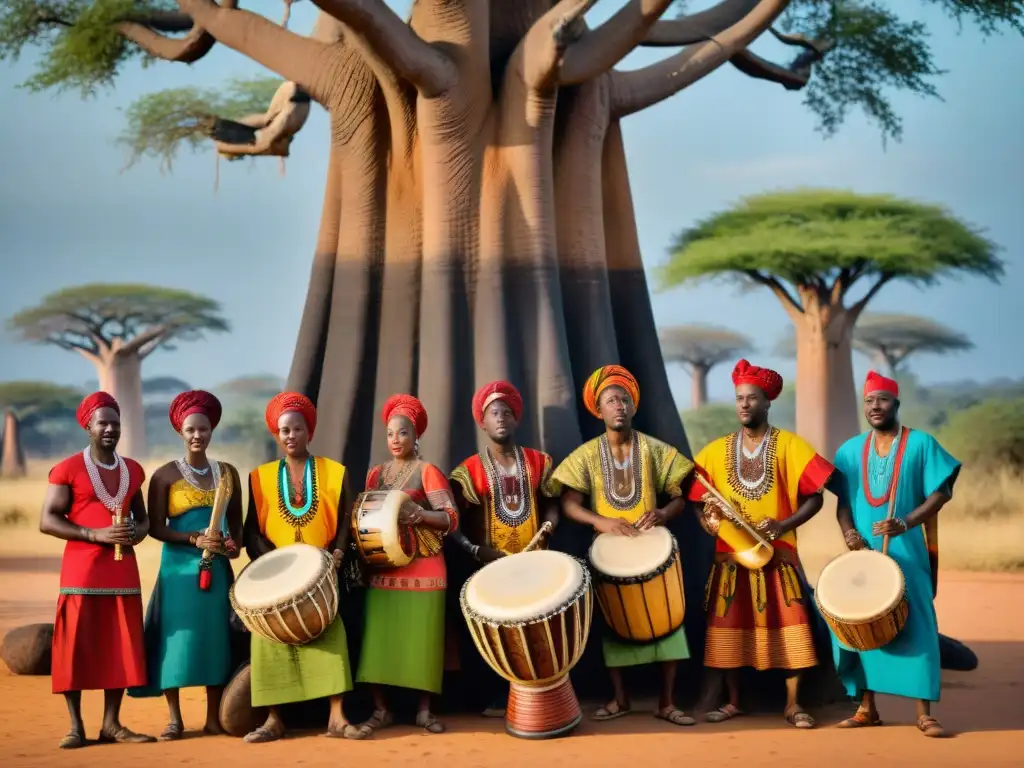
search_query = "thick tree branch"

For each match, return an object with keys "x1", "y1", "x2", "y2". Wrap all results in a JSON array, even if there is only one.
[
  {"x1": 729, "y1": 28, "x2": 834, "y2": 90},
  {"x1": 175, "y1": 0, "x2": 338, "y2": 100},
  {"x1": 121, "y1": 325, "x2": 169, "y2": 356},
  {"x1": 745, "y1": 269, "x2": 804, "y2": 316},
  {"x1": 558, "y1": 0, "x2": 674, "y2": 85},
  {"x1": 117, "y1": 2, "x2": 239, "y2": 64},
  {"x1": 307, "y1": 0, "x2": 457, "y2": 97},
  {"x1": 641, "y1": 0, "x2": 763, "y2": 46},
  {"x1": 521, "y1": 0, "x2": 596, "y2": 91},
  {"x1": 610, "y1": 0, "x2": 789, "y2": 118},
  {"x1": 849, "y1": 273, "x2": 894, "y2": 320}
]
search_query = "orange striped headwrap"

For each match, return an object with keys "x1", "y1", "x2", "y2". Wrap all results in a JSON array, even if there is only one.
[
  {"x1": 382, "y1": 394, "x2": 428, "y2": 437},
  {"x1": 265, "y1": 392, "x2": 317, "y2": 438},
  {"x1": 582, "y1": 365, "x2": 640, "y2": 419}
]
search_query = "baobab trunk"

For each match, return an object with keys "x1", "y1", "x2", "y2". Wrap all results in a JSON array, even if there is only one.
[
  {"x1": 95, "y1": 352, "x2": 147, "y2": 458},
  {"x1": 1, "y1": 410, "x2": 26, "y2": 478},
  {"x1": 689, "y1": 363, "x2": 710, "y2": 409}
]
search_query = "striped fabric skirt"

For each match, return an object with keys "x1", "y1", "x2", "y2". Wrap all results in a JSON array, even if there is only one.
[{"x1": 703, "y1": 551, "x2": 817, "y2": 671}]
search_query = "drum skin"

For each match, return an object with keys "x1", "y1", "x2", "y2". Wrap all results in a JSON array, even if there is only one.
[
  {"x1": 816, "y1": 550, "x2": 909, "y2": 652},
  {"x1": 229, "y1": 546, "x2": 339, "y2": 645},
  {"x1": 590, "y1": 534, "x2": 686, "y2": 643}
]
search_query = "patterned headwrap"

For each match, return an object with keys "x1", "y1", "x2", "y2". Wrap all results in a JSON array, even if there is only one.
[
  {"x1": 864, "y1": 370, "x2": 899, "y2": 398},
  {"x1": 76, "y1": 391, "x2": 119, "y2": 430},
  {"x1": 731, "y1": 359, "x2": 784, "y2": 401},
  {"x1": 168, "y1": 390, "x2": 222, "y2": 433},
  {"x1": 472, "y1": 381, "x2": 523, "y2": 424},
  {"x1": 265, "y1": 392, "x2": 317, "y2": 438},
  {"x1": 382, "y1": 394, "x2": 428, "y2": 437},
  {"x1": 582, "y1": 365, "x2": 640, "y2": 419}
]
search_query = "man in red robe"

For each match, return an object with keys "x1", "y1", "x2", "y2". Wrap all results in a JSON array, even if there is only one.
[
  {"x1": 41, "y1": 392, "x2": 155, "y2": 748},
  {"x1": 449, "y1": 381, "x2": 560, "y2": 716}
]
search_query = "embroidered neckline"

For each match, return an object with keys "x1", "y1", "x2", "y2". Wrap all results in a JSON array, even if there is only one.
[
  {"x1": 724, "y1": 427, "x2": 779, "y2": 502},
  {"x1": 598, "y1": 432, "x2": 643, "y2": 511},
  {"x1": 482, "y1": 446, "x2": 533, "y2": 527}
]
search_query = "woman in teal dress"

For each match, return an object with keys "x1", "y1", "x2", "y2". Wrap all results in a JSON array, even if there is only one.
[
  {"x1": 830, "y1": 371, "x2": 960, "y2": 738},
  {"x1": 128, "y1": 391, "x2": 243, "y2": 740}
]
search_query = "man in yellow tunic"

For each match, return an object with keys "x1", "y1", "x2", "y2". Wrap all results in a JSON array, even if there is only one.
[
  {"x1": 241, "y1": 392, "x2": 357, "y2": 742},
  {"x1": 550, "y1": 365, "x2": 696, "y2": 727},
  {"x1": 689, "y1": 360, "x2": 835, "y2": 730}
]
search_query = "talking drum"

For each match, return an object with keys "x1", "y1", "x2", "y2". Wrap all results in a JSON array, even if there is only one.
[
  {"x1": 815, "y1": 549, "x2": 909, "y2": 652},
  {"x1": 460, "y1": 550, "x2": 592, "y2": 740},
  {"x1": 352, "y1": 490, "x2": 441, "y2": 569},
  {"x1": 230, "y1": 543, "x2": 339, "y2": 645},
  {"x1": 588, "y1": 527, "x2": 685, "y2": 642}
]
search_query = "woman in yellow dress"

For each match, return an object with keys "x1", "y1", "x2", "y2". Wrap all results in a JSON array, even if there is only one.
[
  {"x1": 550, "y1": 365, "x2": 697, "y2": 727},
  {"x1": 241, "y1": 392, "x2": 358, "y2": 743}
]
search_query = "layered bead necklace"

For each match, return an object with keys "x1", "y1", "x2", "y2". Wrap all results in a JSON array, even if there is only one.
[
  {"x1": 82, "y1": 446, "x2": 129, "y2": 515},
  {"x1": 736, "y1": 428, "x2": 770, "y2": 490},
  {"x1": 483, "y1": 447, "x2": 530, "y2": 525},
  {"x1": 277, "y1": 456, "x2": 320, "y2": 542},
  {"x1": 175, "y1": 457, "x2": 220, "y2": 491}
]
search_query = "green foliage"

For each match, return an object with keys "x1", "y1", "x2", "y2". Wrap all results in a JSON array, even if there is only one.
[
  {"x1": 0, "y1": 0, "x2": 175, "y2": 96},
  {"x1": 661, "y1": 189, "x2": 1004, "y2": 298},
  {"x1": 118, "y1": 76, "x2": 284, "y2": 170},
  {"x1": 7, "y1": 282, "x2": 230, "y2": 355},
  {"x1": 937, "y1": 397, "x2": 1024, "y2": 471},
  {"x1": 215, "y1": 373, "x2": 284, "y2": 399},
  {"x1": 659, "y1": 325, "x2": 754, "y2": 367},
  {"x1": 0, "y1": 380, "x2": 82, "y2": 417},
  {"x1": 680, "y1": 0, "x2": 1024, "y2": 142},
  {"x1": 681, "y1": 404, "x2": 737, "y2": 452}
]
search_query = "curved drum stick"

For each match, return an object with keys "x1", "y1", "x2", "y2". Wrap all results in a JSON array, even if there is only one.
[{"x1": 522, "y1": 521, "x2": 554, "y2": 553}]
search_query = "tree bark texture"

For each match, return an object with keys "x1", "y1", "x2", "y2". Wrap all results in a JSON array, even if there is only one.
[
  {"x1": 1, "y1": 410, "x2": 26, "y2": 478},
  {"x1": 688, "y1": 362, "x2": 710, "y2": 409},
  {"x1": 94, "y1": 351, "x2": 147, "y2": 458}
]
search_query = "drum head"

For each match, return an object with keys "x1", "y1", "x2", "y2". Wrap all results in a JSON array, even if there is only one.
[
  {"x1": 233, "y1": 543, "x2": 325, "y2": 609},
  {"x1": 589, "y1": 527, "x2": 674, "y2": 579},
  {"x1": 464, "y1": 550, "x2": 583, "y2": 623},
  {"x1": 817, "y1": 549, "x2": 904, "y2": 621}
]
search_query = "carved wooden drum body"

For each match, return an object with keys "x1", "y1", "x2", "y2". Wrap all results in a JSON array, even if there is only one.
[
  {"x1": 230, "y1": 543, "x2": 338, "y2": 645},
  {"x1": 351, "y1": 490, "x2": 421, "y2": 569},
  {"x1": 816, "y1": 549, "x2": 909, "y2": 652},
  {"x1": 588, "y1": 527, "x2": 686, "y2": 643},
  {"x1": 460, "y1": 550, "x2": 593, "y2": 740}
]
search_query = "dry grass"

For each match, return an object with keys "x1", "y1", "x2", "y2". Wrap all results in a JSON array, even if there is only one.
[{"x1": 1, "y1": 452, "x2": 1022, "y2": 593}]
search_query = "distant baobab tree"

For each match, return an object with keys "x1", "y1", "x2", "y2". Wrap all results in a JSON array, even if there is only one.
[{"x1": 659, "y1": 324, "x2": 753, "y2": 408}]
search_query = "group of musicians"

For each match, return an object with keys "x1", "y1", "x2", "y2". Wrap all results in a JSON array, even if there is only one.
[{"x1": 39, "y1": 359, "x2": 961, "y2": 749}]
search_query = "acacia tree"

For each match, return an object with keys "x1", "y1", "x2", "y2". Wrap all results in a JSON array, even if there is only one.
[
  {"x1": 3, "y1": 0, "x2": 1021, "y2": 482},
  {"x1": 0, "y1": 381, "x2": 83, "y2": 476},
  {"x1": 659, "y1": 324, "x2": 752, "y2": 408},
  {"x1": 7, "y1": 285, "x2": 229, "y2": 457},
  {"x1": 775, "y1": 312, "x2": 974, "y2": 376},
  {"x1": 661, "y1": 190, "x2": 1003, "y2": 455}
]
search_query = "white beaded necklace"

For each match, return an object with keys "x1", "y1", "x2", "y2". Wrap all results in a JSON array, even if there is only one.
[
  {"x1": 735, "y1": 428, "x2": 770, "y2": 490},
  {"x1": 175, "y1": 457, "x2": 221, "y2": 491},
  {"x1": 82, "y1": 446, "x2": 129, "y2": 514}
]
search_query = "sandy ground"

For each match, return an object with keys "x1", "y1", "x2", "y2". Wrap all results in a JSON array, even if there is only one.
[{"x1": 0, "y1": 559, "x2": 1022, "y2": 767}]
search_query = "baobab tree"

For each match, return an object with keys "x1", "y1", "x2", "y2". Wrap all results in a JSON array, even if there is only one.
[
  {"x1": 1, "y1": 411, "x2": 26, "y2": 478},
  {"x1": 659, "y1": 324, "x2": 753, "y2": 408},
  {"x1": 0, "y1": 381, "x2": 84, "y2": 475},
  {"x1": 775, "y1": 312, "x2": 974, "y2": 377},
  {"x1": 7, "y1": 284, "x2": 229, "y2": 457},
  {"x1": 661, "y1": 190, "x2": 1003, "y2": 456}
]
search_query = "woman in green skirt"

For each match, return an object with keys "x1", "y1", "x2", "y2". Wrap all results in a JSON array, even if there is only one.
[
  {"x1": 129, "y1": 390, "x2": 242, "y2": 739},
  {"x1": 354, "y1": 394, "x2": 458, "y2": 735}
]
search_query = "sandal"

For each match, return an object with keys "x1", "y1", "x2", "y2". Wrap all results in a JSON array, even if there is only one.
[
  {"x1": 837, "y1": 708, "x2": 882, "y2": 729},
  {"x1": 243, "y1": 726, "x2": 283, "y2": 744},
  {"x1": 159, "y1": 722, "x2": 184, "y2": 741},
  {"x1": 98, "y1": 726, "x2": 156, "y2": 744},
  {"x1": 416, "y1": 710, "x2": 445, "y2": 734},
  {"x1": 706, "y1": 704, "x2": 744, "y2": 723},
  {"x1": 59, "y1": 731, "x2": 86, "y2": 749},
  {"x1": 655, "y1": 707, "x2": 696, "y2": 727},
  {"x1": 355, "y1": 708, "x2": 393, "y2": 737},
  {"x1": 784, "y1": 708, "x2": 816, "y2": 729},
  {"x1": 917, "y1": 715, "x2": 947, "y2": 738},
  {"x1": 592, "y1": 700, "x2": 632, "y2": 721}
]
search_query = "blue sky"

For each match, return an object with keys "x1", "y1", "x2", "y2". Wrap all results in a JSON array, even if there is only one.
[{"x1": 1, "y1": 1, "x2": 1021, "y2": 408}]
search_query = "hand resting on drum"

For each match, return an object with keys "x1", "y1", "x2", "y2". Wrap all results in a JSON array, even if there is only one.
[
  {"x1": 872, "y1": 517, "x2": 908, "y2": 538},
  {"x1": 594, "y1": 516, "x2": 638, "y2": 537},
  {"x1": 332, "y1": 548, "x2": 344, "y2": 569},
  {"x1": 477, "y1": 545, "x2": 507, "y2": 563},
  {"x1": 843, "y1": 528, "x2": 870, "y2": 551},
  {"x1": 636, "y1": 508, "x2": 668, "y2": 531},
  {"x1": 398, "y1": 504, "x2": 450, "y2": 531}
]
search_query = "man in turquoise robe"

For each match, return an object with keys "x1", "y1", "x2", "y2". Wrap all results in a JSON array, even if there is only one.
[{"x1": 830, "y1": 370, "x2": 960, "y2": 738}]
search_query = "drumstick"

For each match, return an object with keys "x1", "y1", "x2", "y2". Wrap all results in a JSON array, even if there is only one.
[
  {"x1": 202, "y1": 466, "x2": 234, "y2": 563},
  {"x1": 113, "y1": 513, "x2": 123, "y2": 561},
  {"x1": 522, "y1": 522, "x2": 553, "y2": 553}
]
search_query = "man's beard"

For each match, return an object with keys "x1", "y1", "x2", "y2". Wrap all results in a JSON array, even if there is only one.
[{"x1": 490, "y1": 430, "x2": 515, "y2": 446}]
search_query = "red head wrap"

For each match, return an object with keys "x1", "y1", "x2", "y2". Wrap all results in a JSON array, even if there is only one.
[
  {"x1": 864, "y1": 370, "x2": 899, "y2": 398},
  {"x1": 168, "y1": 390, "x2": 222, "y2": 433},
  {"x1": 265, "y1": 392, "x2": 317, "y2": 438},
  {"x1": 731, "y1": 359, "x2": 783, "y2": 401},
  {"x1": 76, "y1": 391, "x2": 119, "y2": 430},
  {"x1": 582, "y1": 365, "x2": 640, "y2": 419},
  {"x1": 472, "y1": 381, "x2": 523, "y2": 424},
  {"x1": 382, "y1": 394, "x2": 428, "y2": 437}
]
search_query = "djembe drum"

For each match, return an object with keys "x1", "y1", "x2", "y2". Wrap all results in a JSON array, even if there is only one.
[
  {"x1": 588, "y1": 527, "x2": 685, "y2": 642},
  {"x1": 351, "y1": 489, "x2": 441, "y2": 568},
  {"x1": 460, "y1": 549, "x2": 592, "y2": 739},
  {"x1": 229, "y1": 543, "x2": 339, "y2": 645},
  {"x1": 815, "y1": 549, "x2": 908, "y2": 651}
]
